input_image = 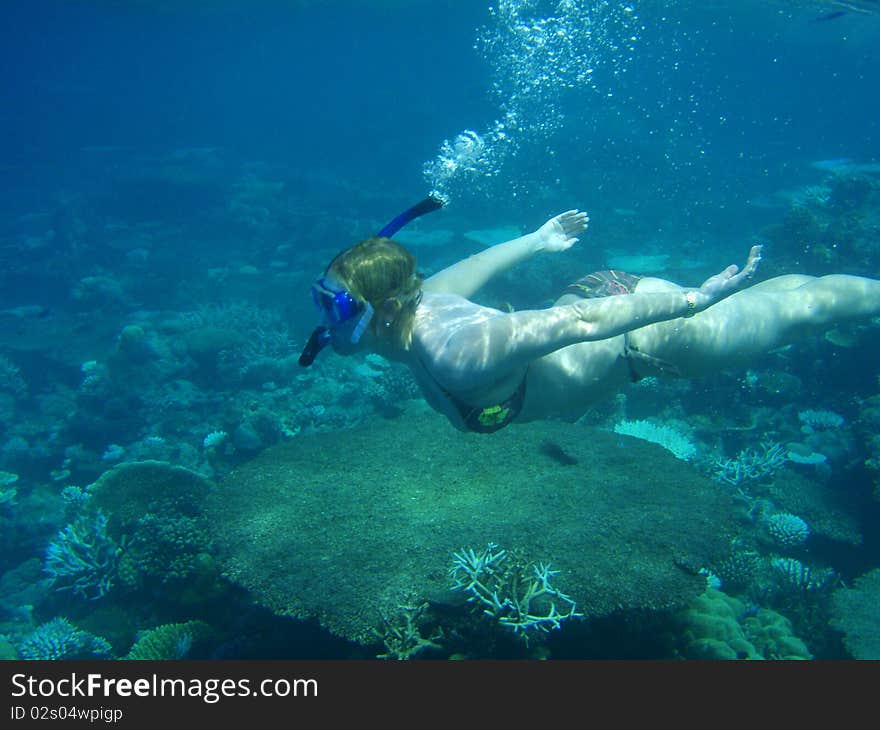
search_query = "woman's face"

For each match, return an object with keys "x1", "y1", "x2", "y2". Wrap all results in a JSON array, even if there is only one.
[
  {"x1": 312, "y1": 275, "x2": 373, "y2": 355},
  {"x1": 327, "y1": 315, "x2": 369, "y2": 355}
]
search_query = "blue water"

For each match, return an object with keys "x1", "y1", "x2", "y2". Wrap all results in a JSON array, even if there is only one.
[{"x1": 1, "y1": 1, "x2": 879, "y2": 660}]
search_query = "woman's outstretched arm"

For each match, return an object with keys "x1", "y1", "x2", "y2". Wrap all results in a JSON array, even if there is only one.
[
  {"x1": 422, "y1": 210, "x2": 588, "y2": 298},
  {"x1": 425, "y1": 246, "x2": 762, "y2": 391}
]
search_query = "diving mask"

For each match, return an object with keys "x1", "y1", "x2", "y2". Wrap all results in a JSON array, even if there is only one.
[{"x1": 311, "y1": 278, "x2": 374, "y2": 344}]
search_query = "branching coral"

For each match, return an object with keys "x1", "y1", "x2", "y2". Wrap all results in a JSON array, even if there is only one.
[
  {"x1": 450, "y1": 543, "x2": 581, "y2": 639},
  {"x1": 712, "y1": 441, "x2": 787, "y2": 487},
  {"x1": 613, "y1": 419, "x2": 696, "y2": 461},
  {"x1": 43, "y1": 511, "x2": 123, "y2": 600},
  {"x1": 15, "y1": 617, "x2": 113, "y2": 660},
  {"x1": 374, "y1": 602, "x2": 443, "y2": 660}
]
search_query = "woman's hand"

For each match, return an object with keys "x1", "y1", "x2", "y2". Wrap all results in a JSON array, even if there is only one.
[
  {"x1": 690, "y1": 245, "x2": 763, "y2": 311},
  {"x1": 534, "y1": 209, "x2": 589, "y2": 253}
]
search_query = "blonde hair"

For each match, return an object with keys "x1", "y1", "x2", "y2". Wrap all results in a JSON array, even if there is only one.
[{"x1": 325, "y1": 237, "x2": 423, "y2": 349}]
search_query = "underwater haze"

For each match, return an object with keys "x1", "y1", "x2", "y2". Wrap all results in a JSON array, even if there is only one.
[{"x1": 1, "y1": 0, "x2": 880, "y2": 660}]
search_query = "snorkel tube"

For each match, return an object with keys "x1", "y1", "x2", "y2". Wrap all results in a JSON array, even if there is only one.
[
  {"x1": 375, "y1": 192, "x2": 446, "y2": 239},
  {"x1": 299, "y1": 192, "x2": 446, "y2": 367},
  {"x1": 297, "y1": 326, "x2": 331, "y2": 367}
]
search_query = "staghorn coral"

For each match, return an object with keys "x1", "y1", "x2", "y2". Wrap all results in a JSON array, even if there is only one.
[
  {"x1": 117, "y1": 512, "x2": 213, "y2": 592},
  {"x1": 712, "y1": 441, "x2": 787, "y2": 487},
  {"x1": 450, "y1": 543, "x2": 581, "y2": 639},
  {"x1": 374, "y1": 602, "x2": 443, "y2": 661}
]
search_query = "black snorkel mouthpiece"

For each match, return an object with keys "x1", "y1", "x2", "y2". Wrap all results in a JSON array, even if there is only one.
[
  {"x1": 301, "y1": 192, "x2": 445, "y2": 367},
  {"x1": 298, "y1": 326, "x2": 331, "y2": 367}
]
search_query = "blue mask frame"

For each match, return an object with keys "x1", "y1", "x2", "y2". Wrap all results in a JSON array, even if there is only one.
[
  {"x1": 311, "y1": 278, "x2": 374, "y2": 344},
  {"x1": 311, "y1": 278, "x2": 359, "y2": 326}
]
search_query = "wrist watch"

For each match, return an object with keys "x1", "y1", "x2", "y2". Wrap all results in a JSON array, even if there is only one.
[{"x1": 684, "y1": 290, "x2": 698, "y2": 318}]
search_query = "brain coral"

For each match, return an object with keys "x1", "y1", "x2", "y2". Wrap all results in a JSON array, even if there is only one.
[{"x1": 679, "y1": 588, "x2": 811, "y2": 660}]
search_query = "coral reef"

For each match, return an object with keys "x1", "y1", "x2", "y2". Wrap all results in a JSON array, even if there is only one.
[
  {"x1": 0, "y1": 470, "x2": 17, "y2": 508},
  {"x1": 124, "y1": 620, "x2": 212, "y2": 660},
  {"x1": 768, "y1": 557, "x2": 835, "y2": 594},
  {"x1": 765, "y1": 469, "x2": 862, "y2": 546},
  {"x1": 830, "y1": 568, "x2": 880, "y2": 660},
  {"x1": 43, "y1": 511, "x2": 122, "y2": 600},
  {"x1": 612, "y1": 419, "x2": 696, "y2": 460},
  {"x1": 13, "y1": 617, "x2": 113, "y2": 660},
  {"x1": 0, "y1": 354, "x2": 26, "y2": 398},
  {"x1": 760, "y1": 173, "x2": 880, "y2": 275},
  {"x1": 678, "y1": 588, "x2": 811, "y2": 660},
  {"x1": 711, "y1": 442, "x2": 787, "y2": 487},
  {"x1": 86, "y1": 461, "x2": 218, "y2": 602},
  {"x1": 374, "y1": 602, "x2": 443, "y2": 661},
  {"x1": 763, "y1": 512, "x2": 811, "y2": 550},
  {"x1": 0, "y1": 138, "x2": 877, "y2": 660},
  {"x1": 207, "y1": 412, "x2": 739, "y2": 644},
  {"x1": 450, "y1": 543, "x2": 582, "y2": 637}
]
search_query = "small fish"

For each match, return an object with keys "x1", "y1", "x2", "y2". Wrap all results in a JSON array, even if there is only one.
[
  {"x1": 539, "y1": 440, "x2": 579, "y2": 466},
  {"x1": 810, "y1": 0, "x2": 879, "y2": 20},
  {"x1": 813, "y1": 9, "x2": 848, "y2": 20},
  {"x1": 832, "y1": 0, "x2": 879, "y2": 14}
]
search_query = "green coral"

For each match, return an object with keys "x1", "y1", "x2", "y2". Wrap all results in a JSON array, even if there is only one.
[
  {"x1": 87, "y1": 461, "x2": 218, "y2": 598},
  {"x1": 741, "y1": 609, "x2": 813, "y2": 660},
  {"x1": 88, "y1": 460, "x2": 213, "y2": 531},
  {"x1": 831, "y1": 568, "x2": 880, "y2": 659},
  {"x1": 679, "y1": 588, "x2": 811, "y2": 660},
  {"x1": 125, "y1": 620, "x2": 211, "y2": 660},
  {"x1": 14, "y1": 618, "x2": 113, "y2": 660},
  {"x1": 117, "y1": 513, "x2": 213, "y2": 592},
  {"x1": 207, "y1": 416, "x2": 737, "y2": 644}
]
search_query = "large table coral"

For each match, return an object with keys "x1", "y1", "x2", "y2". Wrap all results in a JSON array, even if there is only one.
[{"x1": 206, "y1": 411, "x2": 741, "y2": 644}]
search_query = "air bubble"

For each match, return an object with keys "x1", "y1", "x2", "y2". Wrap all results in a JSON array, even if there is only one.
[{"x1": 424, "y1": 0, "x2": 640, "y2": 203}]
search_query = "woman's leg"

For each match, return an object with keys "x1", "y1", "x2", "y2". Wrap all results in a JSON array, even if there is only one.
[{"x1": 627, "y1": 274, "x2": 880, "y2": 377}]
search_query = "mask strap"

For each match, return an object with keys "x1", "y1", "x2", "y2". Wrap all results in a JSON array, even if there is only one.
[{"x1": 349, "y1": 302, "x2": 374, "y2": 344}]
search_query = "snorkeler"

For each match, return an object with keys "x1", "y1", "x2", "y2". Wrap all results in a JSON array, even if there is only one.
[{"x1": 302, "y1": 200, "x2": 880, "y2": 433}]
